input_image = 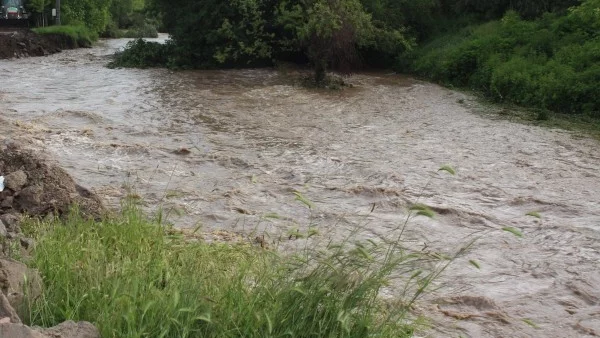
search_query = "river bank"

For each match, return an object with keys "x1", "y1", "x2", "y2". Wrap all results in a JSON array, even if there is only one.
[
  {"x1": 0, "y1": 30, "x2": 63, "y2": 59},
  {"x1": 1, "y1": 39, "x2": 600, "y2": 337},
  {"x1": 0, "y1": 26, "x2": 97, "y2": 60}
]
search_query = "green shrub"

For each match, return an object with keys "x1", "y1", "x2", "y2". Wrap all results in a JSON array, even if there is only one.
[
  {"x1": 108, "y1": 39, "x2": 173, "y2": 68},
  {"x1": 101, "y1": 21, "x2": 123, "y2": 38},
  {"x1": 123, "y1": 23, "x2": 159, "y2": 39}
]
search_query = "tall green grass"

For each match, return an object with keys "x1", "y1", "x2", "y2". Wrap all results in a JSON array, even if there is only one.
[
  {"x1": 20, "y1": 201, "x2": 451, "y2": 338},
  {"x1": 32, "y1": 25, "x2": 98, "y2": 48}
]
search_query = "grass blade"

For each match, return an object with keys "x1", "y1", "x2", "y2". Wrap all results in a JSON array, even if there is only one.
[{"x1": 502, "y1": 227, "x2": 523, "y2": 238}]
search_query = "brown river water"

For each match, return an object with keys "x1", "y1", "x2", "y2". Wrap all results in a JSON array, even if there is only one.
[{"x1": 1, "y1": 36, "x2": 599, "y2": 337}]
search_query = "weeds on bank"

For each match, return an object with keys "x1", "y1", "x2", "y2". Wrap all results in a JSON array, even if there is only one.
[
  {"x1": 21, "y1": 205, "x2": 441, "y2": 337},
  {"x1": 20, "y1": 166, "x2": 473, "y2": 337},
  {"x1": 32, "y1": 25, "x2": 98, "y2": 48}
]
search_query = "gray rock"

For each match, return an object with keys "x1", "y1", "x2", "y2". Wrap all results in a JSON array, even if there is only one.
[
  {"x1": 0, "y1": 214, "x2": 20, "y2": 233},
  {"x1": 0, "y1": 292, "x2": 20, "y2": 323},
  {"x1": 0, "y1": 259, "x2": 42, "y2": 314},
  {"x1": 0, "y1": 320, "x2": 100, "y2": 338},
  {"x1": 16, "y1": 185, "x2": 43, "y2": 213},
  {"x1": 4, "y1": 171, "x2": 27, "y2": 192},
  {"x1": 19, "y1": 238, "x2": 34, "y2": 251},
  {"x1": 2, "y1": 196, "x2": 14, "y2": 209},
  {"x1": 42, "y1": 321, "x2": 100, "y2": 338},
  {"x1": 0, "y1": 322, "x2": 45, "y2": 338},
  {"x1": 0, "y1": 222, "x2": 6, "y2": 238}
]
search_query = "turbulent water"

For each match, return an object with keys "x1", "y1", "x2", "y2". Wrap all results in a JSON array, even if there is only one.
[{"x1": 1, "y1": 36, "x2": 599, "y2": 337}]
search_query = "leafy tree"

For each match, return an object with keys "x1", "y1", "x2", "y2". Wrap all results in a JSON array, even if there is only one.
[
  {"x1": 60, "y1": 0, "x2": 112, "y2": 33},
  {"x1": 110, "y1": 0, "x2": 148, "y2": 29},
  {"x1": 28, "y1": 0, "x2": 52, "y2": 26},
  {"x1": 277, "y1": 0, "x2": 406, "y2": 82},
  {"x1": 148, "y1": 0, "x2": 274, "y2": 68}
]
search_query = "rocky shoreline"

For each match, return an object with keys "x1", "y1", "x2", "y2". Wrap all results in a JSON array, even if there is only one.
[{"x1": 0, "y1": 139, "x2": 103, "y2": 337}]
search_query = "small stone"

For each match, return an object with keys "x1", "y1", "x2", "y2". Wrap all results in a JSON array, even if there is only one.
[
  {"x1": 0, "y1": 214, "x2": 19, "y2": 232},
  {"x1": 0, "y1": 293, "x2": 20, "y2": 323},
  {"x1": 19, "y1": 238, "x2": 34, "y2": 250},
  {"x1": 173, "y1": 148, "x2": 191, "y2": 155},
  {"x1": 1, "y1": 196, "x2": 14, "y2": 209},
  {"x1": 4, "y1": 171, "x2": 27, "y2": 192},
  {"x1": 16, "y1": 185, "x2": 43, "y2": 212},
  {"x1": 0, "y1": 223, "x2": 7, "y2": 238}
]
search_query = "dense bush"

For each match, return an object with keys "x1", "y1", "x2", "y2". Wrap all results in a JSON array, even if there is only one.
[
  {"x1": 402, "y1": 0, "x2": 600, "y2": 115},
  {"x1": 115, "y1": 0, "x2": 412, "y2": 78},
  {"x1": 108, "y1": 39, "x2": 173, "y2": 68}
]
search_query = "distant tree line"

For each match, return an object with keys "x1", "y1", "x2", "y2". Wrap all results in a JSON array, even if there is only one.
[
  {"x1": 112, "y1": 0, "x2": 598, "y2": 116},
  {"x1": 27, "y1": 0, "x2": 151, "y2": 35}
]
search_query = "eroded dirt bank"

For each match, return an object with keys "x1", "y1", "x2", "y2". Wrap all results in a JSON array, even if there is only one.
[
  {"x1": 0, "y1": 30, "x2": 69, "y2": 59},
  {"x1": 0, "y1": 38, "x2": 599, "y2": 337}
]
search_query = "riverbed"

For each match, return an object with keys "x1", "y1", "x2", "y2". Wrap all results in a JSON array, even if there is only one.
[{"x1": 1, "y1": 37, "x2": 599, "y2": 337}]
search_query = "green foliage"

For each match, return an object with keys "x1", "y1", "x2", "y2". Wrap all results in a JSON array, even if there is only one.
[
  {"x1": 128, "y1": 0, "x2": 410, "y2": 73},
  {"x1": 146, "y1": 0, "x2": 275, "y2": 68},
  {"x1": 109, "y1": 0, "x2": 148, "y2": 28},
  {"x1": 122, "y1": 23, "x2": 159, "y2": 38},
  {"x1": 438, "y1": 165, "x2": 456, "y2": 175},
  {"x1": 441, "y1": 0, "x2": 581, "y2": 19},
  {"x1": 469, "y1": 260, "x2": 481, "y2": 269},
  {"x1": 60, "y1": 0, "x2": 112, "y2": 34},
  {"x1": 27, "y1": 0, "x2": 51, "y2": 13},
  {"x1": 277, "y1": 0, "x2": 379, "y2": 80},
  {"x1": 22, "y1": 204, "x2": 445, "y2": 337},
  {"x1": 502, "y1": 227, "x2": 523, "y2": 238},
  {"x1": 32, "y1": 25, "x2": 98, "y2": 47},
  {"x1": 403, "y1": 0, "x2": 600, "y2": 115},
  {"x1": 409, "y1": 204, "x2": 436, "y2": 218},
  {"x1": 35, "y1": 0, "x2": 151, "y2": 35},
  {"x1": 361, "y1": 0, "x2": 440, "y2": 39},
  {"x1": 109, "y1": 39, "x2": 173, "y2": 68}
]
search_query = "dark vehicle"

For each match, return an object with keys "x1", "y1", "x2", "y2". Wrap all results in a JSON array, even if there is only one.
[{"x1": 1, "y1": 0, "x2": 27, "y2": 20}]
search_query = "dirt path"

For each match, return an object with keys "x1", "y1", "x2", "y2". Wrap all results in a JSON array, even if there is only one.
[{"x1": 1, "y1": 39, "x2": 599, "y2": 337}]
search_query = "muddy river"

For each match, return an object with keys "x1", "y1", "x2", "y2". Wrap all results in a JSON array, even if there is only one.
[{"x1": 1, "y1": 36, "x2": 599, "y2": 337}]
